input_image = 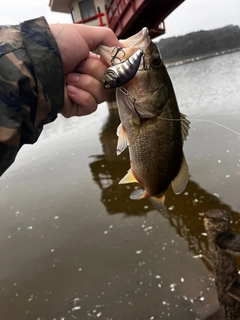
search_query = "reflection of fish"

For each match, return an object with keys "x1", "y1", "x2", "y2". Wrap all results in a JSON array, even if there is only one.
[{"x1": 98, "y1": 28, "x2": 190, "y2": 210}]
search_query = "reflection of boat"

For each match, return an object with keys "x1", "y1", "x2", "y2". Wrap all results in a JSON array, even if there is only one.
[
  {"x1": 49, "y1": 0, "x2": 185, "y2": 38},
  {"x1": 89, "y1": 109, "x2": 240, "y2": 269}
]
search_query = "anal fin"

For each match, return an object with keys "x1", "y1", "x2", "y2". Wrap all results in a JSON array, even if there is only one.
[{"x1": 119, "y1": 169, "x2": 138, "y2": 184}]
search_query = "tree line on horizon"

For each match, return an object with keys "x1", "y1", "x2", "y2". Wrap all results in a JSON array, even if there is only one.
[{"x1": 157, "y1": 25, "x2": 240, "y2": 62}]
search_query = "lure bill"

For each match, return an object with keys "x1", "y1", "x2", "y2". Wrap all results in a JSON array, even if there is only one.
[{"x1": 102, "y1": 49, "x2": 143, "y2": 89}]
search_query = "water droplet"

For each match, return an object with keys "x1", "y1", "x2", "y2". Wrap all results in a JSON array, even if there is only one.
[
  {"x1": 72, "y1": 306, "x2": 81, "y2": 311},
  {"x1": 144, "y1": 226, "x2": 153, "y2": 232},
  {"x1": 170, "y1": 283, "x2": 176, "y2": 291}
]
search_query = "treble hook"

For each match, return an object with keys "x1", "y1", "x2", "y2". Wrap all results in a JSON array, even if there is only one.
[
  {"x1": 140, "y1": 52, "x2": 150, "y2": 71},
  {"x1": 111, "y1": 47, "x2": 126, "y2": 65}
]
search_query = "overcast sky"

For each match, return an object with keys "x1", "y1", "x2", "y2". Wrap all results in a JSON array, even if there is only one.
[
  {"x1": 0, "y1": 0, "x2": 72, "y2": 25},
  {"x1": 162, "y1": 0, "x2": 240, "y2": 38},
  {"x1": 0, "y1": 0, "x2": 239, "y2": 38}
]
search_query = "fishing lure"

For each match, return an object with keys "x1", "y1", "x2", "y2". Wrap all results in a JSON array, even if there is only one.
[{"x1": 102, "y1": 49, "x2": 143, "y2": 89}]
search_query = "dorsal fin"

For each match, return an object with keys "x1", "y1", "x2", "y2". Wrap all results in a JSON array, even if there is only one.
[
  {"x1": 171, "y1": 154, "x2": 189, "y2": 194},
  {"x1": 181, "y1": 113, "x2": 190, "y2": 142}
]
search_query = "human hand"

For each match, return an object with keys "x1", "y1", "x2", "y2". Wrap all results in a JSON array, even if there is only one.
[
  {"x1": 64, "y1": 52, "x2": 109, "y2": 117},
  {"x1": 49, "y1": 24, "x2": 121, "y2": 117}
]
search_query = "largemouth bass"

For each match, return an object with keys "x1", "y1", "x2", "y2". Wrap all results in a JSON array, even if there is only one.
[{"x1": 98, "y1": 28, "x2": 190, "y2": 210}]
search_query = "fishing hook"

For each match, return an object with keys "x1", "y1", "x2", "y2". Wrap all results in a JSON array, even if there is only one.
[
  {"x1": 138, "y1": 52, "x2": 150, "y2": 71},
  {"x1": 111, "y1": 47, "x2": 126, "y2": 65}
]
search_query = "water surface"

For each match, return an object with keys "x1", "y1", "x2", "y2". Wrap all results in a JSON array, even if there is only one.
[{"x1": 1, "y1": 52, "x2": 240, "y2": 320}]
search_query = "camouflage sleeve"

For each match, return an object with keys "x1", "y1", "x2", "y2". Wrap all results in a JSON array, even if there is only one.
[{"x1": 0, "y1": 16, "x2": 64, "y2": 176}]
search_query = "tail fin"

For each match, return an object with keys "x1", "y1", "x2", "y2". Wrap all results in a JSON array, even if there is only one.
[
  {"x1": 130, "y1": 189, "x2": 145, "y2": 200},
  {"x1": 130, "y1": 189, "x2": 166, "y2": 212},
  {"x1": 149, "y1": 195, "x2": 166, "y2": 211}
]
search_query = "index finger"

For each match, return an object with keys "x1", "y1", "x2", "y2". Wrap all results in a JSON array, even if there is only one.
[{"x1": 79, "y1": 25, "x2": 122, "y2": 51}]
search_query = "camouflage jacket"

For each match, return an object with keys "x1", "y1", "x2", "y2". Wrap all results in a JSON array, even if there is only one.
[{"x1": 0, "y1": 17, "x2": 64, "y2": 176}]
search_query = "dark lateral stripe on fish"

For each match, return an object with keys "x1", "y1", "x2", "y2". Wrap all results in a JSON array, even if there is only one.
[{"x1": 102, "y1": 49, "x2": 143, "y2": 89}]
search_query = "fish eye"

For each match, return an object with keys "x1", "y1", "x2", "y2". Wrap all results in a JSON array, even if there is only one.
[{"x1": 150, "y1": 54, "x2": 162, "y2": 67}]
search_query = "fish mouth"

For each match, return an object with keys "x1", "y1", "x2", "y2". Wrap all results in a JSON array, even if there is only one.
[
  {"x1": 119, "y1": 27, "x2": 150, "y2": 49},
  {"x1": 97, "y1": 27, "x2": 151, "y2": 67}
]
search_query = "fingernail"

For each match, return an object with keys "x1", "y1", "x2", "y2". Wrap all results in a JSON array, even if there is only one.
[
  {"x1": 67, "y1": 85, "x2": 78, "y2": 95},
  {"x1": 67, "y1": 73, "x2": 80, "y2": 83}
]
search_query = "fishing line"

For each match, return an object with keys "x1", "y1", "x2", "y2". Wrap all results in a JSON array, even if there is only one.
[
  {"x1": 118, "y1": 86, "x2": 240, "y2": 137},
  {"x1": 159, "y1": 116, "x2": 240, "y2": 137}
]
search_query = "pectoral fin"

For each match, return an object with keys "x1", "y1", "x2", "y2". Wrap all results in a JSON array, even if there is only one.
[
  {"x1": 116, "y1": 123, "x2": 129, "y2": 155},
  {"x1": 171, "y1": 155, "x2": 189, "y2": 195},
  {"x1": 181, "y1": 113, "x2": 190, "y2": 142},
  {"x1": 116, "y1": 88, "x2": 141, "y2": 145},
  {"x1": 119, "y1": 169, "x2": 138, "y2": 184}
]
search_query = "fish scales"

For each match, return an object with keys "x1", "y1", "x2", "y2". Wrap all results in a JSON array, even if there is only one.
[
  {"x1": 130, "y1": 116, "x2": 183, "y2": 197},
  {"x1": 98, "y1": 27, "x2": 190, "y2": 210}
]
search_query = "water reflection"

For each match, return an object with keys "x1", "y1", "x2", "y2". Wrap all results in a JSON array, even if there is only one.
[
  {"x1": 89, "y1": 108, "x2": 152, "y2": 216},
  {"x1": 2, "y1": 53, "x2": 240, "y2": 320},
  {"x1": 89, "y1": 108, "x2": 240, "y2": 268}
]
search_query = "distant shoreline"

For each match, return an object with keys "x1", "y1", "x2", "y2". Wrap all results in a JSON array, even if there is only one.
[{"x1": 165, "y1": 47, "x2": 240, "y2": 68}]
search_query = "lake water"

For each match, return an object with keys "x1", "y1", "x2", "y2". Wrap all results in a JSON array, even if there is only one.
[{"x1": 1, "y1": 51, "x2": 240, "y2": 320}]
